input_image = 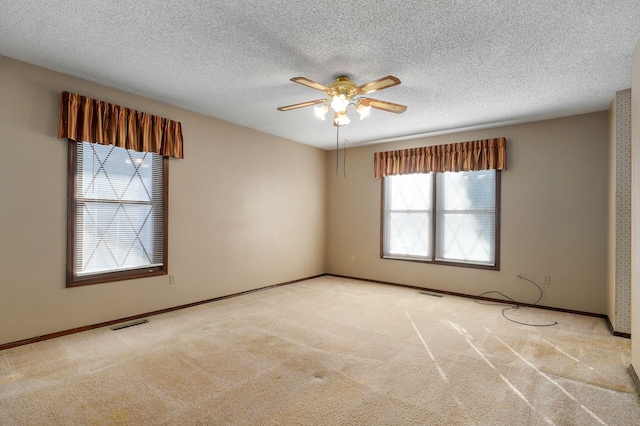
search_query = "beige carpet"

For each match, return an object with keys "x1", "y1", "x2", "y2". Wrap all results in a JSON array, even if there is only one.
[{"x1": 0, "y1": 276, "x2": 638, "y2": 425}]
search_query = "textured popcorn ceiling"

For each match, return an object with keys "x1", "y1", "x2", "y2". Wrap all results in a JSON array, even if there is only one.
[{"x1": 1, "y1": 1, "x2": 640, "y2": 149}]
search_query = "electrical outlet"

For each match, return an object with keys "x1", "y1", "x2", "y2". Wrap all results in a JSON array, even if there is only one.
[
  {"x1": 169, "y1": 275, "x2": 176, "y2": 285},
  {"x1": 543, "y1": 275, "x2": 550, "y2": 285},
  {"x1": 359, "y1": 256, "x2": 365, "y2": 263},
  {"x1": 350, "y1": 255, "x2": 356, "y2": 262}
]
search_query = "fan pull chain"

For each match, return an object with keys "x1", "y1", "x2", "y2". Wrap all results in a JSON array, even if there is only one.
[
  {"x1": 343, "y1": 138, "x2": 348, "y2": 177},
  {"x1": 336, "y1": 125, "x2": 339, "y2": 176}
]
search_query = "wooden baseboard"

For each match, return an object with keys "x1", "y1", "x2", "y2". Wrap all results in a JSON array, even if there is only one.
[
  {"x1": 329, "y1": 274, "x2": 627, "y2": 329},
  {"x1": 0, "y1": 274, "x2": 326, "y2": 352},
  {"x1": 605, "y1": 315, "x2": 632, "y2": 339},
  {"x1": 2, "y1": 273, "x2": 629, "y2": 351},
  {"x1": 630, "y1": 364, "x2": 640, "y2": 396}
]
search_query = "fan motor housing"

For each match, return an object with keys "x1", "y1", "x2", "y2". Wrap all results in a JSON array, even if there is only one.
[{"x1": 329, "y1": 76, "x2": 357, "y2": 98}]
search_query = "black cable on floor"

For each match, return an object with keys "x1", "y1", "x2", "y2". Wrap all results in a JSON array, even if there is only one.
[{"x1": 475, "y1": 274, "x2": 557, "y2": 327}]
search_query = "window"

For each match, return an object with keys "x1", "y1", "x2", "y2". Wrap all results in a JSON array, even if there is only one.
[
  {"x1": 67, "y1": 141, "x2": 168, "y2": 287},
  {"x1": 382, "y1": 169, "x2": 499, "y2": 269}
]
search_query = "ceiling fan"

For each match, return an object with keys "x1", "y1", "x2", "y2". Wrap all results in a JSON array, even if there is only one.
[{"x1": 277, "y1": 75, "x2": 407, "y2": 126}]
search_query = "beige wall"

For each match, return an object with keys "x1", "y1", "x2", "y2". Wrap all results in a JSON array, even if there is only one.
[
  {"x1": 631, "y1": 35, "x2": 640, "y2": 375},
  {"x1": 326, "y1": 112, "x2": 609, "y2": 314},
  {"x1": 0, "y1": 56, "x2": 327, "y2": 346},
  {"x1": 0, "y1": 53, "x2": 621, "y2": 348}
]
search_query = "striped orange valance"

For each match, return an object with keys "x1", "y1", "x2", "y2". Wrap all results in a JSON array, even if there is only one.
[
  {"x1": 57, "y1": 91, "x2": 184, "y2": 159},
  {"x1": 374, "y1": 137, "x2": 506, "y2": 178}
]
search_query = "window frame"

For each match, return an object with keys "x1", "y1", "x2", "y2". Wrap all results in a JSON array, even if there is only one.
[
  {"x1": 66, "y1": 140, "x2": 169, "y2": 287},
  {"x1": 380, "y1": 170, "x2": 500, "y2": 271}
]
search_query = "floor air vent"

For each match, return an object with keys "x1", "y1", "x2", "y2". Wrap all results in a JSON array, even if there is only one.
[
  {"x1": 418, "y1": 291, "x2": 443, "y2": 298},
  {"x1": 110, "y1": 319, "x2": 148, "y2": 331}
]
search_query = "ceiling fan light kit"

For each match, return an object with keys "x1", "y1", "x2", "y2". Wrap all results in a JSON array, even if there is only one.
[
  {"x1": 314, "y1": 103, "x2": 330, "y2": 120},
  {"x1": 278, "y1": 75, "x2": 407, "y2": 127},
  {"x1": 334, "y1": 110, "x2": 351, "y2": 126},
  {"x1": 355, "y1": 98, "x2": 371, "y2": 119}
]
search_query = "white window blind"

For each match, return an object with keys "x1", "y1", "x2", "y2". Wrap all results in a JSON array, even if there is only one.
[
  {"x1": 73, "y1": 142, "x2": 164, "y2": 277},
  {"x1": 436, "y1": 170, "x2": 496, "y2": 265},
  {"x1": 384, "y1": 173, "x2": 433, "y2": 260}
]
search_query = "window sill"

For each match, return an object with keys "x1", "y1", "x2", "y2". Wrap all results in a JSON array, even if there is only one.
[{"x1": 382, "y1": 255, "x2": 499, "y2": 271}]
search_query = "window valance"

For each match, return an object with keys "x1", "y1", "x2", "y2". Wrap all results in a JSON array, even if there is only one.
[
  {"x1": 374, "y1": 137, "x2": 506, "y2": 177},
  {"x1": 57, "y1": 91, "x2": 184, "y2": 159}
]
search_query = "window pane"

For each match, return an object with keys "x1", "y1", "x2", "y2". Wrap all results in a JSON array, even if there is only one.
[
  {"x1": 81, "y1": 143, "x2": 154, "y2": 202},
  {"x1": 384, "y1": 174, "x2": 433, "y2": 259},
  {"x1": 388, "y1": 174, "x2": 432, "y2": 210},
  {"x1": 439, "y1": 170, "x2": 495, "y2": 210},
  {"x1": 436, "y1": 170, "x2": 496, "y2": 265},
  {"x1": 438, "y1": 212, "x2": 495, "y2": 264},
  {"x1": 78, "y1": 202, "x2": 157, "y2": 275},
  {"x1": 387, "y1": 212, "x2": 431, "y2": 258}
]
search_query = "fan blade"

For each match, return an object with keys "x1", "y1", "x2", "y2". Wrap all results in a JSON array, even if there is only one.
[
  {"x1": 290, "y1": 77, "x2": 332, "y2": 93},
  {"x1": 355, "y1": 75, "x2": 401, "y2": 94},
  {"x1": 362, "y1": 98, "x2": 407, "y2": 114},
  {"x1": 277, "y1": 99, "x2": 326, "y2": 111}
]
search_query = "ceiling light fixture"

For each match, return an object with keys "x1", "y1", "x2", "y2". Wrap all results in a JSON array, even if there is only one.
[
  {"x1": 330, "y1": 93, "x2": 349, "y2": 113},
  {"x1": 333, "y1": 110, "x2": 351, "y2": 127},
  {"x1": 314, "y1": 103, "x2": 329, "y2": 120},
  {"x1": 277, "y1": 75, "x2": 407, "y2": 127},
  {"x1": 355, "y1": 98, "x2": 371, "y2": 120}
]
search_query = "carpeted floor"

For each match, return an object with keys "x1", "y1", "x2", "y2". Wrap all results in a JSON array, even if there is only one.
[{"x1": 1, "y1": 276, "x2": 638, "y2": 425}]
